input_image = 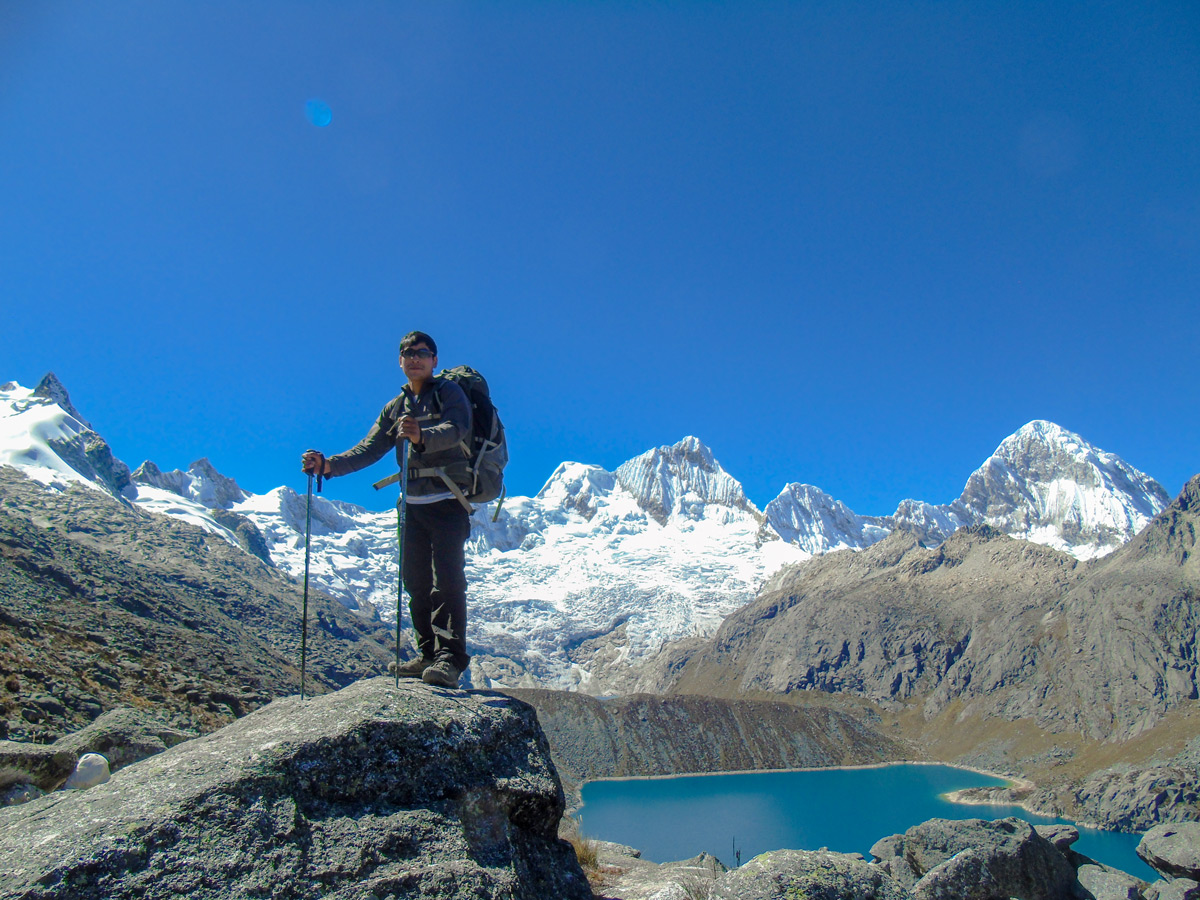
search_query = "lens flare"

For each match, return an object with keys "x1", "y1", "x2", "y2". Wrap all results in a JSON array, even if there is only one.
[{"x1": 305, "y1": 99, "x2": 332, "y2": 127}]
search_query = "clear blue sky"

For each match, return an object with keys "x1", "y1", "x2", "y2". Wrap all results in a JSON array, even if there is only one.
[{"x1": 3, "y1": 2, "x2": 1197, "y2": 516}]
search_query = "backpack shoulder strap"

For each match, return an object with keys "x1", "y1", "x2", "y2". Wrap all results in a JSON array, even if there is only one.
[{"x1": 429, "y1": 376, "x2": 447, "y2": 415}]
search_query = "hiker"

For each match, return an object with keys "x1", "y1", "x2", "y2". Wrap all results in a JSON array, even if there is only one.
[{"x1": 301, "y1": 331, "x2": 472, "y2": 688}]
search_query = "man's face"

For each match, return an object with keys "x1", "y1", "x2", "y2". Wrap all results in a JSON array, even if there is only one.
[{"x1": 400, "y1": 342, "x2": 437, "y2": 382}]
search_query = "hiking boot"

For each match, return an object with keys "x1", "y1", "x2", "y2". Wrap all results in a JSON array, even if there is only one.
[
  {"x1": 389, "y1": 656, "x2": 432, "y2": 679},
  {"x1": 421, "y1": 658, "x2": 461, "y2": 688}
]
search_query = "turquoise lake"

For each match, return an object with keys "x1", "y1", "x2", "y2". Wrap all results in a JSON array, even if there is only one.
[{"x1": 579, "y1": 764, "x2": 1157, "y2": 882}]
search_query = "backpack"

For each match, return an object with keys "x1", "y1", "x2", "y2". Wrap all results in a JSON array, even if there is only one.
[{"x1": 434, "y1": 365, "x2": 508, "y2": 506}]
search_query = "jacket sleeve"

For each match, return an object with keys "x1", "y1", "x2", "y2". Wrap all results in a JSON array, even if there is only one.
[
  {"x1": 419, "y1": 381, "x2": 472, "y2": 454},
  {"x1": 326, "y1": 399, "x2": 399, "y2": 478}
]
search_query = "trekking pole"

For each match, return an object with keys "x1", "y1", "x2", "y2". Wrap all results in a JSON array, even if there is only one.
[
  {"x1": 394, "y1": 440, "x2": 410, "y2": 686},
  {"x1": 300, "y1": 465, "x2": 323, "y2": 701}
]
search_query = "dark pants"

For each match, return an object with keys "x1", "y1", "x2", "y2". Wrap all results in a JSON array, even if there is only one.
[{"x1": 402, "y1": 498, "x2": 471, "y2": 671}]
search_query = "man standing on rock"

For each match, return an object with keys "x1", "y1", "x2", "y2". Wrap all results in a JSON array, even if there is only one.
[{"x1": 302, "y1": 331, "x2": 472, "y2": 688}]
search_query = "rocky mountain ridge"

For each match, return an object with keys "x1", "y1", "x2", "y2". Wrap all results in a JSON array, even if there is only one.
[
  {"x1": 0, "y1": 466, "x2": 393, "y2": 743},
  {"x1": 502, "y1": 689, "x2": 908, "y2": 808},
  {"x1": 664, "y1": 475, "x2": 1200, "y2": 741}
]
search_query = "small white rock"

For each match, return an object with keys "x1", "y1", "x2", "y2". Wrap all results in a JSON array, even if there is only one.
[{"x1": 63, "y1": 753, "x2": 110, "y2": 790}]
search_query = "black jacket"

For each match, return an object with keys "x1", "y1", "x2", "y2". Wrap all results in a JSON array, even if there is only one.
[{"x1": 327, "y1": 377, "x2": 472, "y2": 499}]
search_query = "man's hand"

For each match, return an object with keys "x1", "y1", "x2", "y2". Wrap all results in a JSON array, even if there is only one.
[
  {"x1": 301, "y1": 449, "x2": 329, "y2": 476},
  {"x1": 397, "y1": 416, "x2": 422, "y2": 445}
]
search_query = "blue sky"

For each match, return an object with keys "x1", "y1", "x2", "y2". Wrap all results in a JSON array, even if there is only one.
[{"x1": 3, "y1": 2, "x2": 1197, "y2": 516}]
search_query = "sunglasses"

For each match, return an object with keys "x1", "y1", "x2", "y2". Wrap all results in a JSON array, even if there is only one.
[{"x1": 400, "y1": 348, "x2": 435, "y2": 360}]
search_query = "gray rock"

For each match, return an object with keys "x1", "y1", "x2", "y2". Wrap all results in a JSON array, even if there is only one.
[
  {"x1": 872, "y1": 816, "x2": 1077, "y2": 898},
  {"x1": 0, "y1": 739, "x2": 78, "y2": 790},
  {"x1": 208, "y1": 507, "x2": 274, "y2": 565},
  {"x1": 1138, "y1": 823, "x2": 1200, "y2": 880},
  {"x1": 1076, "y1": 863, "x2": 1148, "y2": 900},
  {"x1": 0, "y1": 782, "x2": 44, "y2": 806},
  {"x1": 1036, "y1": 823, "x2": 1080, "y2": 851},
  {"x1": 53, "y1": 706, "x2": 195, "y2": 772},
  {"x1": 1145, "y1": 878, "x2": 1200, "y2": 900},
  {"x1": 711, "y1": 848, "x2": 909, "y2": 900},
  {"x1": 0, "y1": 677, "x2": 590, "y2": 900},
  {"x1": 1077, "y1": 767, "x2": 1200, "y2": 832}
]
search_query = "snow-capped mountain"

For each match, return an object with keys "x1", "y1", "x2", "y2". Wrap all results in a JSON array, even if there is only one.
[
  {"x1": 0, "y1": 375, "x2": 1174, "y2": 691},
  {"x1": 950, "y1": 420, "x2": 1170, "y2": 558},
  {"x1": 614, "y1": 436, "x2": 759, "y2": 524},
  {"x1": 762, "y1": 421, "x2": 1169, "y2": 561},
  {"x1": 765, "y1": 483, "x2": 890, "y2": 554},
  {"x1": 0, "y1": 375, "x2": 133, "y2": 500}
]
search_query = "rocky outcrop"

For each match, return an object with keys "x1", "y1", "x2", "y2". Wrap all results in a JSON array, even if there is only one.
[
  {"x1": 587, "y1": 843, "x2": 729, "y2": 900},
  {"x1": 711, "y1": 849, "x2": 908, "y2": 899},
  {"x1": 1139, "y1": 824, "x2": 1200, "y2": 881},
  {"x1": 0, "y1": 678, "x2": 589, "y2": 900},
  {"x1": 949, "y1": 764, "x2": 1200, "y2": 833},
  {"x1": 1076, "y1": 862, "x2": 1150, "y2": 900},
  {"x1": 1075, "y1": 768, "x2": 1200, "y2": 832},
  {"x1": 593, "y1": 815, "x2": 1159, "y2": 900},
  {"x1": 1146, "y1": 879, "x2": 1200, "y2": 900},
  {"x1": 52, "y1": 706, "x2": 195, "y2": 772},
  {"x1": 0, "y1": 740, "x2": 77, "y2": 791},
  {"x1": 208, "y1": 507, "x2": 274, "y2": 565},
  {"x1": 870, "y1": 817, "x2": 1078, "y2": 898}
]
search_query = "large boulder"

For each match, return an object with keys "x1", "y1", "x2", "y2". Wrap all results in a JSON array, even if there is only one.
[
  {"x1": 1138, "y1": 823, "x2": 1200, "y2": 881},
  {"x1": 1075, "y1": 862, "x2": 1147, "y2": 900},
  {"x1": 0, "y1": 739, "x2": 77, "y2": 791},
  {"x1": 0, "y1": 677, "x2": 590, "y2": 900},
  {"x1": 711, "y1": 848, "x2": 909, "y2": 900},
  {"x1": 871, "y1": 817, "x2": 1078, "y2": 899},
  {"x1": 1144, "y1": 879, "x2": 1200, "y2": 900},
  {"x1": 52, "y1": 706, "x2": 195, "y2": 772}
]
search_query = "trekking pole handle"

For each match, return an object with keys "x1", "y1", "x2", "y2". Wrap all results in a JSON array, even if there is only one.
[{"x1": 303, "y1": 449, "x2": 326, "y2": 493}]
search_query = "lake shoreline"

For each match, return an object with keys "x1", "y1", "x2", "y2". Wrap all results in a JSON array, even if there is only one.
[
  {"x1": 579, "y1": 759, "x2": 1092, "y2": 831},
  {"x1": 581, "y1": 757, "x2": 1019, "y2": 785}
]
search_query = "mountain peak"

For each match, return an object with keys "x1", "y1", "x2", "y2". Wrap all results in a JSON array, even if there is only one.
[
  {"x1": 32, "y1": 372, "x2": 92, "y2": 430},
  {"x1": 535, "y1": 462, "x2": 616, "y2": 520},
  {"x1": 614, "y1": 437, "x2": 757, "y2": 525},
  {"x1": 132, "y1": 457, "x2": 247, "y2": 509},
  {"x1": 0, "y1": 376, "x2": 130, "y2": 499},
  {"x1": 764, "y1": 483, "x2": 889, "y2": 554},
  {"x1": 954, "y1": 420, "x2": 1169, "y2": 559}
]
